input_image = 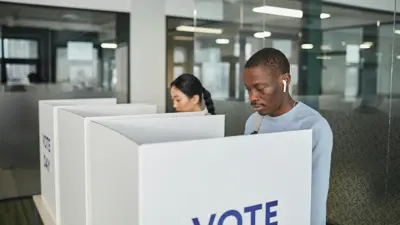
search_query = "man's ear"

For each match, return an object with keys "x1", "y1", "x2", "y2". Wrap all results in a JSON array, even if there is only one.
[
  {"x1": 281, "y1": 73, "x2": 291, "y2": 86},
  {"x1": 279, "y1": 73, "x2": 291, "y2": 93}
]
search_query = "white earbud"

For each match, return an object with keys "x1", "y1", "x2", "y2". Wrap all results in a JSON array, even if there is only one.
[{"x1": 283, "y1": 80, "x2": 287, "y2": 93}]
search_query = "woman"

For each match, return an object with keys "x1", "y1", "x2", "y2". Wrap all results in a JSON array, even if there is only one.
[{"x1": 170, "y1": 73, "x2": 216, "y2": 115}]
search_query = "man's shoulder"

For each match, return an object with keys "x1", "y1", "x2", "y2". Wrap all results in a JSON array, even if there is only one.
[
  {"x1": 246, "y1": 112, "x2": 259, "y2": 121},
  {"x1": 244, "y1": 112, "x2": 259, "y2": 134},
  {"x1": 297, "y1": 103, "x2": 333, "y2": 152},
  {"x1": 245, "y1": 112, "x2": 262, "y2": 127},
  {"x1": 297, "y1": 103, "x2": 331, "y2": 132}
]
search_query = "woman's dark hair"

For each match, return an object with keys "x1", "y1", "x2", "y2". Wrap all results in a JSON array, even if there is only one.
[{"x1": 170, "y1": 73, "x2": 216, "y2": 115}]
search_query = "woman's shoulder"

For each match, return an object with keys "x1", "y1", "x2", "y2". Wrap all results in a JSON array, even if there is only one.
[{"x1": 202, "y1": 109, "x2": 211, "y2": 115}]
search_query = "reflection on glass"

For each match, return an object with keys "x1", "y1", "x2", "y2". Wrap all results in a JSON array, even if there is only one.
[
  {"x1": 6, "y1": 64, "x2": 36, "y2": 84},
  {"x1": 56, "y1": 45, "x2": 99, "y2": 91},
  {"x1": 173, "y1": 47, "x2": 186, "y2": 63},
  {"x1": 0, "y1": 2, "x2": 128, "y2": 94},
  {"x1": 2, "y1": 39, "x2": 38, "y2": 59},
  {"x1": 193, "y1": 65, "x2": 201, "y2": 78},
  {"x1": 173, "y1": 65, "x2": 184, "y2": 79},
  {"x1": 0, "y1": 1, "x2": 130, "y2": 204},
  {"x1": 167, "y1": 0, "x2": 400, "y2": 224}
]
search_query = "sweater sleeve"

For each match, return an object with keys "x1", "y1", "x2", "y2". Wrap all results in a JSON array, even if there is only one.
[{"x1": 310, "y1": 118, "x2": 333, "y2": 225}]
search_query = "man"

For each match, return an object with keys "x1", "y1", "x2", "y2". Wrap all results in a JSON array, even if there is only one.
[{"x1": 243, "y1": 47, "x2": 333, "y2": 225}]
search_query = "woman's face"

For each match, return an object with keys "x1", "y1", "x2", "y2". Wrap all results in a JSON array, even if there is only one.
[{"x1": 170, "y1": 86, "x2": 200, "y2": 112}]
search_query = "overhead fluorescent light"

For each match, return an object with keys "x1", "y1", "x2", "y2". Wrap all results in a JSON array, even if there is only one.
[
  {"x1": 360, "y1": 42, "x2": 373, "y2": 49},
  {"x1": 216, "y1": 38, "x2": 230, "y2": 44},
  {"x1": 395, "y1": 30, "x2": 400, "y2": 34},
  {"x1": 176, "y1": 25, "x2": 223, "y2": 34},
  {"x1": 301, "y1": 43, "x2": 313, "y2": 49},
  {"x1": 174, "y1": 36, "x2": 193, "y2": 41},
  {"x1": 254, "y1": 31, "x2": 271, "y2": 38},
  {"x1": 320, "y1": 13, "x2": 331, "y2": 19},
  {"x1": 101, "y1": 43, "x2": 118, "y2": 49},
  {"x1": 252, "y1": 6, "x2": 330, "y2": 19}
]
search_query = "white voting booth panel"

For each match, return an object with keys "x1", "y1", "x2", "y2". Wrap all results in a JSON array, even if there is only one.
[
  {"x1": 88, "y1": 117, "x2": 312, "y2": 225},
  {"x1": 87, "y1": 115, "x2": 225, "y2": 225},
  {"x1": 57, "y1": 107, "x2": 205, "y2": 225},
  {"x1": 57, "y1": 104, "x2": 157, "y2": 225},
  {"x1": 38, "y1": 98, "x2": 116, "y2": 224}
]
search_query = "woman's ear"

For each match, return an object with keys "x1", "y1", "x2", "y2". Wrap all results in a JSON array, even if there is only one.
[{"x1": 191, "y1": 94, "x2": 201, "y2": 105}]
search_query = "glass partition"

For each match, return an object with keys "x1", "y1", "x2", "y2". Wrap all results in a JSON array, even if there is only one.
[
  {"x1": 0, "y1": 2, "x2": 130, "y2": 200},
  {"x1": 166, "y1": 0, "x2": 400, "y2": 224},
  {"x1": 387, "y1": 0, "x2": 400, "y2": 224}
]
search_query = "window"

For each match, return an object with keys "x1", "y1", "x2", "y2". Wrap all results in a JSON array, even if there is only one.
[{"x1": 2, "y1": 39, "x2": 38, "y2": 59}]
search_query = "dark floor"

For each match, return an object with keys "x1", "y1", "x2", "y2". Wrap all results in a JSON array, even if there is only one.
[{"x1": 0, "y1": 197, "x2": 43, "y2": 225}]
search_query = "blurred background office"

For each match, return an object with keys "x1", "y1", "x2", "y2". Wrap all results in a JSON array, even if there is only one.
[
  {"x1": 1, "y1": 0, "x2": 400, "y2": 224},
  {"x1": 0, "y1": 0, "x2": 130, "y2": 208},
  {"x1": 166, "y1": 1, "x2": 400, "y2": 224}
]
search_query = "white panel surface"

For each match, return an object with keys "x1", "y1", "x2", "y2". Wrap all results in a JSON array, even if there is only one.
[
  {"x1": 39, "y1": 103, "x2": 56, "y2": 221},
  {"x1": 57, "y1": 112, "x2": 84, "y2": 225},
  {"x1": 85, "y1": 111, "x2": 217, "y2": 225},
  {"x1": 88, "y1": 115, "x2": 225, "y2": 225},
  {"x1": 88, "y1": 122, "x2": 140, "y2": 225},
  {"x1": 88, "y1": 119, "x2": 311, "y2": 225},
  {"x1": 40, "y1": 98, "x2": 116, "y2": 107},
  {"x1": 139, "y1": 131, "x2": 312, "y2": 225},
  {"x1": 38, "y1": 98, "x2": 116, "y2": 224},
  {"x1": 63, "y1": 103, "x2": 157, "y2": 117},
  {"x1": 90, "y1": 111, "x2": 206, "y2": 122},
  {"x1": 98, "y1": 115, "x2": 225, "y2": 144},
  {"x1": 130, "y1": 0, "x2": 166, "y2": 112},
  {"x1": 57, "y1": 104, "x2": 157, "y2": 225}
]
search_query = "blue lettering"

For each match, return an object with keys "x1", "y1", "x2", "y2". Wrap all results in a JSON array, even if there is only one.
[
  {"x1": 42, "y1": 135, "x2": 51, "y2": 153},
  {"x1": 43, "y1": 154, "x2": 50, "y2": 172},
  {"x1": 218, "y1": 210, "x2": 242, "y2": 225},
  {"x1": 192, "y1": 214, "x2": 216, "y2": 225},
  {"x1": 244, "y1": 204, "x2": 262, "y2": 225},
  {"x1": 42, "y1": 134, "x2": 52, "y2": 172},
  {"x1": 192, "y1": 201, "x2": 278, "y2": 225},
  {"x1": 266, "y1": 200, "x2": 278, "y2": 225}
]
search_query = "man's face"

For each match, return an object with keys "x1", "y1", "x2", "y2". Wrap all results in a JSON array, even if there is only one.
[{"x1": 243, "y1": 66, "x2": 287, "y2": 116}]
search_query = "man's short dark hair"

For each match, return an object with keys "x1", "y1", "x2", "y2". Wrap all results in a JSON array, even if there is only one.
[{"x1": 245, "y1": 47, "x2": 290, "y2": 74}]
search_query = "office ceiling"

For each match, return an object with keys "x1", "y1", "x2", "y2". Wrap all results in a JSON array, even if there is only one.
[
  {"x1": 168, "y1": 0, "x2": 394, "y2": 41},
  {"x1": 0, "y1": 2, "x2": 117, "y2": 40},
  {"x1": 0, "y1": 3, "x2": 115, "y2": 25},
  {"x1": 0, "y1": 1, "x2": 394, "y2": 39},
  {"x1": 222, "y1": 0, "x2": 393, "y2": 30}
]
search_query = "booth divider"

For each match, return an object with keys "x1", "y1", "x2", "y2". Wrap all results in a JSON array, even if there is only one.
[
  {"x1": 38, "y1": 98, "x2": 116, "y2": 224},
  {"x1": 87, "y1": 116, "x2": 311, "y2": 225}
]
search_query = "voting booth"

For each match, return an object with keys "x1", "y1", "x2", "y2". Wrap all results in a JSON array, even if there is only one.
[
  {"x1": 38, "y1": 98, "x2": 116, "y2": 224},
  {"x1": 57, "y1": 107, "x2": 207, "y2": 225},
  {"x1": 86, "y1": 117, "x2": 312, "y2": 225}
]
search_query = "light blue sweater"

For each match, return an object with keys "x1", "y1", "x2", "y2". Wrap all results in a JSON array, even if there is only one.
[{"x1": 244, "y1": 101, "x2": 333, "y2": 225}]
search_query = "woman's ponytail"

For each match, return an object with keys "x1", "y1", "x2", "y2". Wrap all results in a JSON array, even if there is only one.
[{"x1": 202, "y1": 88, "x2": 216, "y2": 115}]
